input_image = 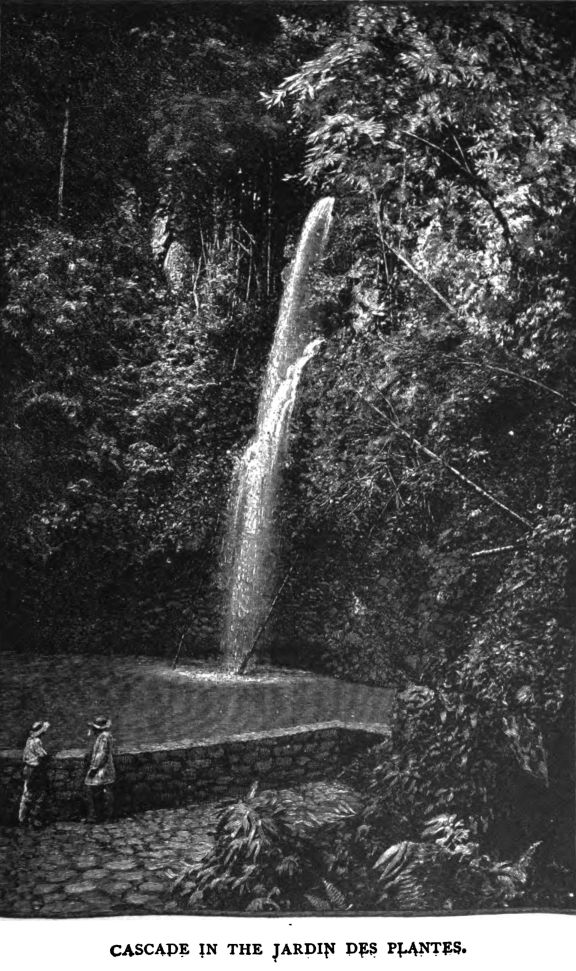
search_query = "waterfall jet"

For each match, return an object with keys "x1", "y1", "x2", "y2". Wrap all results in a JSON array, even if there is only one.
[{"x1": 222, "y1": 198, "x2": 335, "y2": 673}]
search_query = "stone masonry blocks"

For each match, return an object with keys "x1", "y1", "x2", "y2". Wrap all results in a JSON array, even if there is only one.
[{"x1": 0, "y1": 721, "x2": 389, "y2": 825}]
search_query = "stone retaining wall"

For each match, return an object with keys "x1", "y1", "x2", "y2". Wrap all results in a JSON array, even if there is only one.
[{"x1": 0, "y1": 722, "x2": 389, "y2": 825}]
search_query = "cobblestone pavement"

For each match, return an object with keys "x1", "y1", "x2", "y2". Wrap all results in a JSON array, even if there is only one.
[
  {"x1": 0, "y1": 782, "x2": 359, "y2": 918},
  {"x1": 0, "y1": 803, "x2": 220, "y2": 918}
]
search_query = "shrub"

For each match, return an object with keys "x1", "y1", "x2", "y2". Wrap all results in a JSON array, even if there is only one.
[{"x1": 172, "y1": 782, "x2": 357, "y2": 912}]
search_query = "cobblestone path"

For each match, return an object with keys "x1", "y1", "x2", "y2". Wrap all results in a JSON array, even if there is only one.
[
  {"x1": 0, "y1": 804, "x2": 220, "y2": 918},
  {"x1": 0, "y1": 781, "x2": 358, "y2": 918}
]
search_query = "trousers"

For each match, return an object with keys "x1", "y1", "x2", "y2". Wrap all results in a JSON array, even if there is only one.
[
  {"x1": 85, "y1": 784, "x2": 114, "y2": 822},
  {"x1": 19, "y1": 767, "x2": 47, "y2": 825}
]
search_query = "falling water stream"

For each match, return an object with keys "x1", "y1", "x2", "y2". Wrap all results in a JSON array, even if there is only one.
[{"x1": 222, "y1": 197, "x2": 335, "y2": 672}]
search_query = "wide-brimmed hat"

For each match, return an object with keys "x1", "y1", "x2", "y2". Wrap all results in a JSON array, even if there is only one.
[
  {"x1": 30, "y1": 721, "x2": 50, "y2": 736},
  {"x1": 88, "y1": 716, "x2": 111, "y2": 731}
]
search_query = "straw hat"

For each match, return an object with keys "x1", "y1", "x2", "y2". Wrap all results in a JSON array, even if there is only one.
[
  {"x1": 30, "y1": 721, "x2": 50, "y2": 736},
  {"x1": 88, "y1": 716, "x2": 112, "y2": 731}
]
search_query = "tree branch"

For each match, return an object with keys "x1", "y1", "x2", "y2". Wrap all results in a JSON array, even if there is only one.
[
  {"x1": 398, "y1": 128, "x2": 513, "y2": 246},
  {"x1": 372, "y1": 201, "x2": 574, "y2": 415},
  {"x1": 372, "y1": 194, "x2": 461, "y2": 319}
]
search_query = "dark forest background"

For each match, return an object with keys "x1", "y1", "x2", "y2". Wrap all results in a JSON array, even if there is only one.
[{"x1": 1, "y1": 2, "x2": 574, "y2": 909}]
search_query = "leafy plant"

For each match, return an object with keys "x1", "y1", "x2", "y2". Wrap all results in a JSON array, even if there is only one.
[
  {"x1": 172, "y1": 782, "x2": 357, "y2": 912},
  {"x1": 372, "y1": 815, "x2": 541, "y2": 911}
]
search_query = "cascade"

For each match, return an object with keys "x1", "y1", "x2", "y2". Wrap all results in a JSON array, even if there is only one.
[{"x1": 221, "y1": 198, "x2": 335, "y2": 673}]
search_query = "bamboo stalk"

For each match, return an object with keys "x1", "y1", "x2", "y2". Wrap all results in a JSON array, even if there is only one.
[
  {"x1": 237, "y1": 560, "x2": 298, "y2": 676},
  {"x1": 57, "y1": 94, "x2": 71, "y2": 222},
  {"x1": 245, "y1": 245, "x2": 253, "y2": 302},
  {"x1": 471, "y1": 544, "x2": 518, "y2": 558},
  {"x1": 266, "y1": 161, "x2": 273, "y2": 298},
  {"x1": 354, "y1": 391, "x2": 532, "y2": 529},
  {"x1": 171, "y1": 627, "x2": 187, "y2": 670},
  {"x1": 460, "y1": 358, "x2": 576, "y2": 411}
]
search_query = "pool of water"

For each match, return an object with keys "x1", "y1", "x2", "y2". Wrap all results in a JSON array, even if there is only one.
[{"x1": 0, "y1": 653, "x2": 393, "y2": 751}]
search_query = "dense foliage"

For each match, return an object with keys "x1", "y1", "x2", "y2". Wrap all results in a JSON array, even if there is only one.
[
  {"x1": 0, "y1": 3, "x2": 326, "y2": 654},
  {"x1": 1, "y1": 3, "x2": 574, "y2": 907},
  {"x1": 269, "y1": 3, "x2": 575, "y2": 904},
  {"x1": 173, "y1": 782, "x2": 542, "y2": 912}
]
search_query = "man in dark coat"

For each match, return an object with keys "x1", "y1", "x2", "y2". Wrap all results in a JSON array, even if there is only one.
[{"x1": 84, "y1": 716, "x2": 116, "y2": 823}]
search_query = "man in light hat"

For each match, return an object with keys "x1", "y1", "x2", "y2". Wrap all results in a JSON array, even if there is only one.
[
  {"x1": 84, "y1": 716, "x2": 115, "y2": 823},
  {"x1": 19, "y1": 720, "x2": 50, "y2": 827}
]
